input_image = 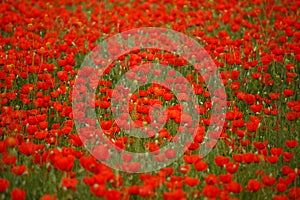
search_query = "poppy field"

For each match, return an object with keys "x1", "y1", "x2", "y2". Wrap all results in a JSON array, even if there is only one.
[{"x1": 0, "y1": 0, "x2": 300, "y2": 199}]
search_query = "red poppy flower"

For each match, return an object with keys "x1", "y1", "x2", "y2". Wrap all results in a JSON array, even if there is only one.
[
  {"x1": 0, "y1": 178, "x2": 10, "y2": 192},
  {"x1": 69, "y1": 134, "x2": 83, "y2": 147},
  {"x1": 243, "y1": 153, "x2": 256, "y2": 164},
  {"x1": 283, "y1": 152, "x2": 294, "y2": 162},
  {"x1": 105, "y1": 190, "x2": 122, "y2": 200},
  {"x1": 193, "y1": 160, "x2": 208, "y2": 171},
  {"x1": 250, "y1": 104, "x2": 263, "y2": 113},
  {"x1": 226, "y1": 181, "x2": 243, "y2": 193},
  {"x1": 100, "y1": 120, "x2": 113, "y2": 130},
  {"x1": 230, "y1": 81, "x2": 241, "y2": 90},
  {"x1": 269, "y1": 93, "x2": 280, "y2": 100},
  {"x1": 54, "y1": 155, "x2": 75, "y2": 172},
  {"x1": 261, "y1": 175, "x2": 276, "y2": 186},
  {"x1": 270, "y1": 147, "x2": 283, "y2": 156},
  {"x1": 226, "y1": 162, "x2": 239, "y2": 174},
  {"x1": 128, "y1": 185, "x2": 140, "y2": 195},
  {"x1": 246, "y1": 179, "x2": 262, "y2": 192},
  {"x1": 11, "y1": 165, "x2": 26, "y2": 175},
  {"x1": 246, "y1": 121, "x2": 259, "y2": 132},
  {"x1": 90, "y1": 184, "x2": 106, "y2": 197},
  {"x1": 184, "y1": 177, "x2": 200, "y2": 187},
  {"x1": 267, "y1": 156, "x2": 279, "y2": 164},
  {"x1": 231, "y1": 70, "x2": 240, "y2": 80},
  {"x1": 273, "y1": 195, "x2": 289, "y2": 200},
  {"x1": 160, "y1": 167, "x2": 174, "y2": 176},
  {"x1": 18, "y1": 142, "x2": 41, "y2": 156},
  {"x1": 214, "y1": 156, "x2": 230, "y2": 167},
  {"x1": 202, "y1": 185, "x2": 220, "y2": 198},
  {"x1": 11, "y1": 188, "x2": 26, "y2": 200},
  {"x1": 253, "y1": 141, "x2": 267, "y2": 150},
  {"x1": 276, "y1": 183, "x2": 287, "y2": 193},
  {"x1": 245, "y1": 94, "x2": 256, "y2": 105},
  {"x1": 40, "y1": 194, "x2": 57, "y2": 200},
  {"x1": 283, "y1": 89, "x2": 294, "y2": 97},
  {"x1": 286, "y1": 140, "x2": 298, "y2": 148},
  {"x1": 163, "y1": 189, "x2": 185, "y2": 200},
  {"x1": 205, "y1": 174, "x2": 218, "y2": 185},
  {"x1": 286, "y1": 112, "x2": 297, "y2": 121},
  {"x1": 57, "y1": 71, "x2": 69, "y2": 81},
  {"x1": 281, "y1": 166, "x2": 292, "y2": 175},
  {"x1": 2, "y1": 153, "x2": 17, "y2": 165},
  {"x1": 61, "y1": 177, "x2": 78, "y2": 191},
  {"x1": 232, "y1": 154, "x2": 243, "y2": 163},
  {"x1": 288, "y1": 186, "x2": 300, "y2": 199},
  {"x1": 139, "y1": 185, "x2": 154, "y2": 197},
  {"x1": 232, "y1": 119, "x2": 245, "y2": 127},
  {"x1": 219, "y1": 173, "x2": 232, "y2": 183},
  {"x1": 183, "y1": 155, "x2": 201, "y2": 164}
]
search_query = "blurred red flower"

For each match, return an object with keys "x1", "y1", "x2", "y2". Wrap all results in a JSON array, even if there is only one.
[
  {"x1": 54, "y1": 155, "x2": 75, "y2": 171},
  {"x1": 61, "y1": 177, "x2": 78, "y2": 191},
  {"x1": 286, "y1": 140, "x2": 298, "y2": 148},
  {"x1": 226, "y1": 181, "x2": 243, "y2": 193},
  {"x1": 11, "y1": 188, "x2": 26, "y2": 200},
  {"x1": 202, "y1": 185, "x2": 220, "y2": 198},
  {"x1": 40, "y1": 194, "x2": 56, "y2": 200},
  {"x1": 11, "y1": 165, "x2": 26, "y2": 175},
  {"x1": 0, "y1": 178, "x2": 10, "y2": 192},
  {"x1": 214, "y1": 156, "x2": 230, "y2": 167},
  {"x1": 246, "y1": 179, "x2": 261, "y2": 192},
  {"x1": 194, "y1": 160, "x2": 208, "y2": 171}
]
